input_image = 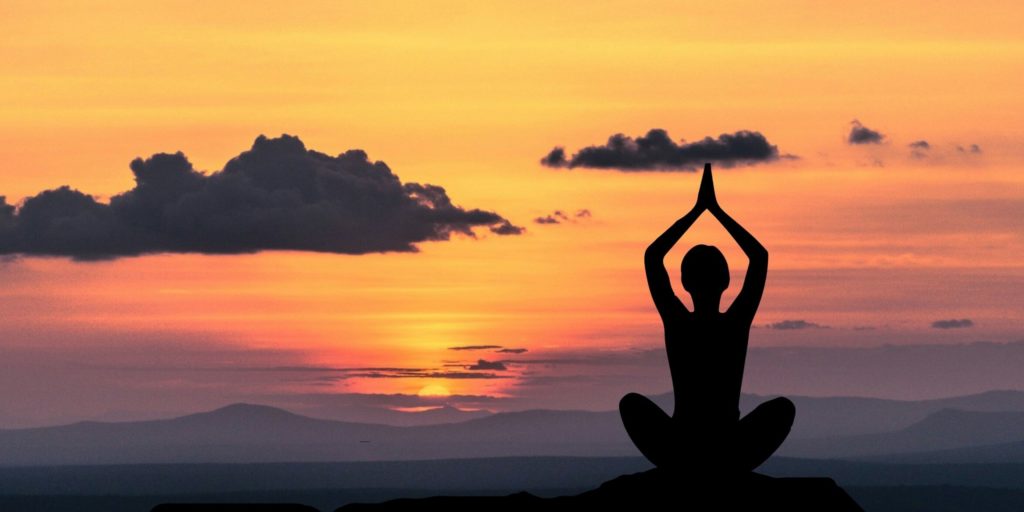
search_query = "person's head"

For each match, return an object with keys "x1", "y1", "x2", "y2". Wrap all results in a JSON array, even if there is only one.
[{"x1": 681, "y1": 244, "x2": 729, "y2": 299}]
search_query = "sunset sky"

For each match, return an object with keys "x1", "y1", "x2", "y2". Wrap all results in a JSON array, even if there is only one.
[{"x1": 1, "y1": 1, "x2": 1022, "y2": 427}]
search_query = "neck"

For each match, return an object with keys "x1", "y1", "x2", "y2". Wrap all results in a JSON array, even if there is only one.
[{"x1": 692, "y1": 295, "x2": 722, "y2": 315}]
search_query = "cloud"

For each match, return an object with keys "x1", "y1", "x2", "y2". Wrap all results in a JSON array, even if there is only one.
[
  {"x1": 496, "y1": 348, "x2": 528, "y2": 354},
  {"x1": 467, "y1": 359, "x2": 508, "y2": 371},
  {"x1": 0, "y1": 135, "x2": 522, "y2": 260},
  {"x1": 0, "y1": 196, "x2": 14, "y2": 231},
  {"x1": 534, "y1": 209, "x2": 593, "y2": 225},
  {"x1": 534, "y1": 213, "x2": 564, "y2": 224},
  {"x1": 540, "y1": 147, "x2": 567, "y2": 167},
  {"x1": 534, "y1": 210, "x2": 569, "y2": 224},
  {"x1": 448, "y1": 345, "x2": 528, "y2": 354},
  {"x1": 490, "y1": 220, "x2": 525, "y2": 235},
  {"x1": 848, "y1": 120, "x2": 885, "y2": 144},
  {"x1": 511, "y1": 347, "x2": 665, "y2": 367},
  {"x1": 909, "y1": 140, "x2": 930, "y2": 159},
  {"x1": 764, "y1": 320, "x2": 829, "y2": 330},
  {"x1": 541, "y1": 129, "x2": 782, "y2": 171},
  {"x1": 956, "y1": 144, "x2": 982, "y2": 154},
  {"x1": 237, "y1": 391, "x2": 499, "y2": 425},
  {"x1": 931, "y1": 318, "x2": 974, "y2": 329},
  {"x1": 149, "y1": 362, "x2": 517, "y2": 381},
  {"x1": 343, "y1": 370, "x2": 510, "y2": 380},
  {"x1": 226, "y1": 366, "x2": 431, "y2": 373},
  {"x1": 277, "y1": 392, "x2": 502, "y2": 409}
]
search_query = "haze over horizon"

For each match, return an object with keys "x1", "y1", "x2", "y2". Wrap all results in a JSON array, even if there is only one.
[{"x1": 1, "y1": 1, "x2": 1022, "y2": 429}]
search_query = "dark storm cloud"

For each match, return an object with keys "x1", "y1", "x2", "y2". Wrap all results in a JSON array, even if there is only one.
[
  {"x1": 467, "y1": 359, "x2": 508, "y2": 371},
  {"x1": 931, "y1": 318, "x2": 974, "y2": 329},
  {"x1": 908, "y1": 140, "x2": 930, "y2": 149},
  {"x1": 848, "y1": 120, "x2": 885, "y2": 144},
  {"x1": 0, "y1": 135, "x2": 522, "y2": 260},
  {"x1": 540, "y1": 129, "x2": 782, "y2": 171},
  {"x1": 764, "y1": 320, "x2": 829, "y2": 330},
  {"x1": 957, "y1": 144, "x2": 982, "y2": 154}
]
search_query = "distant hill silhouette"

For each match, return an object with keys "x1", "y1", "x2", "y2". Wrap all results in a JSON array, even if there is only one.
[
  {"x1": 7, "y1": 391, "x2": 1024, "y2": 465},
  {"x1": 754, "y1": 389, "x2": 1024, "y2": 439},
  {"x1": 784, "y1": 408, "x2": 1024, "y2": 459},
  {"x1": 312, "y1": 405, "x2": 493, "y2": 427},
  {"x1": 862, "y1": 412, "x2": 1024, "y2": 464},
  {"x1": 0, "y1": 404, "x2": 632, "y2": 465}
]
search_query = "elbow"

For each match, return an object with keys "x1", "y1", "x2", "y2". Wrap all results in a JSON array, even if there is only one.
[
  {"x1": 748, "y1": 245, "x2": 768, "y2": 264},
  {"x1": 756, "y1": 247, "x2": 769, "y2": 265},
  {"x1": 753, "y1": 242, "x2": 768, "y2": 258},
  {"x1": 644, "y1": 245, "x2": 663, "y2": 263}
]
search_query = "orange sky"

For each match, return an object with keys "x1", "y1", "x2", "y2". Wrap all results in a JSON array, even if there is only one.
[{"x1": 1, "y1": 0, "x2": 1022, "y2": 426}]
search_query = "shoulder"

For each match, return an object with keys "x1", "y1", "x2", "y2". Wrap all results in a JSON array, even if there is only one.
[
  {"x1": 659, "y1": 297, "x2": 691, "y2": 323},
  {"x1": 724, "y1": 306, "x2": 756, "y2": 327}
]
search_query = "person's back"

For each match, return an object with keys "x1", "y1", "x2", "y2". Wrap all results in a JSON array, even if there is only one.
[
  {"x1": 620, "y1": 163, "x2": 794, "y2": 474},
  {"x1": 666, "y1": 304, "x2": 748, "y2": 430}
]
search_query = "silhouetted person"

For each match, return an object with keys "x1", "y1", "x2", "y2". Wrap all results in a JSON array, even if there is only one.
[{"x1": 620, "y1": 163, "x2": 795, "y2": 475}]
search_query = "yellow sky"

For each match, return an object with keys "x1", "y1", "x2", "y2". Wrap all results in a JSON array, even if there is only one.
[
  {"x1": 1, "y1": 0, "x2": 1023, "y2": 422},
  {"x1": 2, "y1": 0, "x2": 1023, "y2": 193}
]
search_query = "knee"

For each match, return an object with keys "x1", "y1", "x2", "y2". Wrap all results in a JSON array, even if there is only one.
[
  {"x1": 767, "y1": 396, "x2": 796, "y2": 425},
  {"x1": 619, "y1": 392, "x2": 648, "y2": 415},
  {"x1": 619, "y1": 392, "x2": 664, "y2": 422}
]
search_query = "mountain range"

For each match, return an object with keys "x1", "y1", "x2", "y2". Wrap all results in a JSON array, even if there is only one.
[{"x1": 4, "y1": 389, "x2": 1024, "y2": 466}]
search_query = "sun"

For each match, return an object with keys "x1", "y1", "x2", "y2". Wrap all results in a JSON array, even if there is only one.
[{"x1": 417, "y1": 384, "x2": 451, "y2": 397}]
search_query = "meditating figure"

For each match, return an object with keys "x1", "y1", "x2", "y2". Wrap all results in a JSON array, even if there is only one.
[{"x1": 620, "y1": 163, "x2": 795, "y2": 474}]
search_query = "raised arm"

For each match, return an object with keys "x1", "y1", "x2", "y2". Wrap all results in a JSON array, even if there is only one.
[
  {"x1": 700, "y1": 165, "x2": 768, "y2": 321},
  {"x1": 645, "y1": 205, "x2": 703, "y2": 317}
]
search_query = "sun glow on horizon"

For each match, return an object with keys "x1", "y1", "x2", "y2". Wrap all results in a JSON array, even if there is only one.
[{"x1": 418, "y1": 384, "x2": 452, "y2": 398}]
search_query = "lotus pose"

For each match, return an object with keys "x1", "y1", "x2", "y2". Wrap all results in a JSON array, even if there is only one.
[{"x1": 620, "y1": 163, "x2": 795, "y2": 474}]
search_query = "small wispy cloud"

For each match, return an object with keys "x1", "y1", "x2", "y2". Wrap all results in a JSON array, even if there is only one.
[
  {"x1": 763, "y1": 320, "x2": 829, "y2": 330},
  {"x1": 848, "y1": 120, "x2": 885, "y2": 145},
  {"x1": 931, "y1": 318, "x2": 974, "y2": 329},
  {"x1": 533, "y1": 209, "x2": 593, "y2": 225}
]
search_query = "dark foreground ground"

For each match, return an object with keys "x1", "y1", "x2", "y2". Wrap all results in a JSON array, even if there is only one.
[
  {"x1": 6, "y1": 485, "x2": 1024, "y2": 512},
  {"x1": 332, "y1": 468, "x2": 863, "y2": 511},
  {"x1": 3, "y1": 457, "x2": 1024, "y2": 511}
]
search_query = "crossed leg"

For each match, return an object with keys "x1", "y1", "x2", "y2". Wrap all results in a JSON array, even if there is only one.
[
  {"x1": 735, "y1": 396, "x2": 795, "y2": 472},
  {"x1": 619, "y1": 392, "x2": 680, "y2": 469},
  {"x1": 619, "y1": 393, "x2": 795, "y2": 472}
]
